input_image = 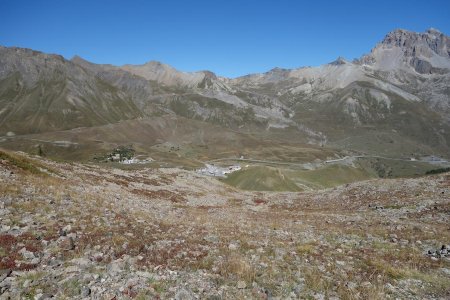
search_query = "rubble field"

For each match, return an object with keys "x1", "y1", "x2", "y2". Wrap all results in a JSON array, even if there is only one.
[{"x1": 0, "y1": 150, "x2": 449, "y2": 299}]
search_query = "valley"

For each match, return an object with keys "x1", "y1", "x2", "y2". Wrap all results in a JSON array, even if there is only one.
[
  {"x1": 1, "y1": 26, "x2": 450, "y2": 299},
  {"x1": 1, "y1": 29, "x2": 450, "y2": 190}
]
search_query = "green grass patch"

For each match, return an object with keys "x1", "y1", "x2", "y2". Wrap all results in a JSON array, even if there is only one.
[
  {"x1": 426, "y1": 167, "x2": 450, "y2": 175},
  {"x1": 222, "y1": 166, "x2": 302, "y2": 192},
  {"x1": 0, "y1": 149, "x2": 55, "y2": 176},
  {"x1": 287, "y1": 164, "x2": 375, "y2": 189}
]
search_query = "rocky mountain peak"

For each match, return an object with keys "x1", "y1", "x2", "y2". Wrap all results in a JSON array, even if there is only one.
[
  {"x1": 70, "y1": 55, "x2": 95, "y2": 69},
  {"x1": 380, "y1": 28, "x2": 448, "y2": 53},
  {"x1": 426, "y1": 27, "x2": 442, "y2": 35},
  {"x1": 269, "y1": 67, "x2": 289, "y2": 73},
  {"x1": 70, "y1": 55, "x2": 85, "y2": 63},
  {"x1": 359, "y1": 28, "x2": 450, "y2": 73},
  {"x1": 200, "y1": 70, "x2": 217, "y2": 80},
  {"x1": 329, "y1": 56, "x2": 348, "y2": 65},
  {"x1": 142, "y1": 60, "x2": 167, "y2": 68},
  {"x1": 380, "y1": 28, "x2": 415, "y2": 47}
]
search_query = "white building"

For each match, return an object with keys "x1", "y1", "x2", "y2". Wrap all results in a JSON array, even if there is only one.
[{"x1": 197, "y1": 164, "x2": 241, "y2": 177}]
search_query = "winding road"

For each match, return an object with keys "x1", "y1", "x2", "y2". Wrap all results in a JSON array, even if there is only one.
[{"x1": 206, "y1": 155, "x2": 449, "y2": 168}]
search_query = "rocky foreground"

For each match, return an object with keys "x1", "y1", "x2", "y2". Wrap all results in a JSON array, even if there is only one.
[{"x1": 0, "y1": 150, "x2": 449, "y2": 299}]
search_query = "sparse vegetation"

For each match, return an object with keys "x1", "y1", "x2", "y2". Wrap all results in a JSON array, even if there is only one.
[
  {"x1": 0, "y1": 147, "x2": 449, "y2": 299},
  {"x1": 0, "y1": 149, "x2": 54, "y2": 175},
  {"x1": 426, "y1": 167, "x2": 450, "y2": 175}
]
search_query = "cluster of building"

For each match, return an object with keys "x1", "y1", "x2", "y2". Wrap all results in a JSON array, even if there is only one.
[{"x1": 197, "y1": 164, "x2": 241, "y2": 177}]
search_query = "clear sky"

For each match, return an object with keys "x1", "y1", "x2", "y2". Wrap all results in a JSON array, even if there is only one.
[{"x1": 1, "y1": 0, "x2": 449, "y2": 77}]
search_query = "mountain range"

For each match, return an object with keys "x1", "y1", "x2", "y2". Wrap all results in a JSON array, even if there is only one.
[
  {"x1": 2, "y1": 27, "x2": 450, "y2": 300},
  {"x1": 0, "y1": 28, "x2": 449, "y2": 163}
]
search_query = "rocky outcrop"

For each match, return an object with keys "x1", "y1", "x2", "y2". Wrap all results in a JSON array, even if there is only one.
[{"x1": 359, "y1": 28, "x2": 450, "y2": 72}]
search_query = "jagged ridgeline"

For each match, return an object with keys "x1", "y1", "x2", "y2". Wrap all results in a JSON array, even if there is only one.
[{"x1": 0, "y1": 28, "x2": 449, "y2": 161}]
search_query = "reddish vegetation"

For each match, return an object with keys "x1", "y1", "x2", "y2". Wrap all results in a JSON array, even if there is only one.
[
  {"x1": 1, "y1": 150, "x2": 449, "y2": 299},
  {"x1": 0, "y1": 234, "x2": 16, "y2": 248},
  {"x1": 0, "y1": 233, "x2": 41, "y2": 271},
  {"x1": 196, "y1": 205, "x2": 221, "y2": 210},
  {"x1": 111, "y1": 179, "x2": 129, "y2": 187},
  {"x1": 130, "y1": 176, "x2": 164, "y2": 186},
  {"x1": 0, "y1": 234, "x2": 18, "y2": 269},
  {"x1": 131, "y1": 189, "x2": 186, "y2": 203},
  {"x1": 253, "y1": 198, "x2": 267, "y2": 205}
]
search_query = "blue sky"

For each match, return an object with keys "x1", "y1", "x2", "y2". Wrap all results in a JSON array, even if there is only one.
[{"x1": 1, "y1": 0, "x2": 449, "y2": 77}]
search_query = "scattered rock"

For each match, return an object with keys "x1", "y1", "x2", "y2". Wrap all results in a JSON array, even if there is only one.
[
  {"x1": 58, "y1": 236, "x2": 75, "y2": 250},
  {"x1": 204, "y1": 235, "x2": 219, "y2": 243},
  {"x1": 34, "y1": 293, "x2": 44, "y2": 300},
  {"x1": 426, "y1": 244, "x2": 449, "y2": 259},
  {"x1": 1, "y1": 149, "x2": 449, "y2": 299},
  {"x1": 237, "y1": 280, "x2": 247, "y2": 289},
  {"x1": 228, "y1": 243, "x2": 239, "y2": 250},
  {"x1": 107, "y1": 259, "x2": 125, "y2": 276},
  {"x1": 62, "y1": 224, "x2": 72, "y2": 233},
  {"x1": 19, "y1": 247, "x2": 35, "y2": 260},
  {"x1": 345, "y1": 281, "x2": 358, "y2": 289},
  {"x1": 175, "y1": 288, "x2": 194, "y2": 300},
  {"x1": 0, "y1": 269, "x2": 12, "y2": 282},
  {"x1": 81, "y1": 286, "x2": 91, "y2": 297}
]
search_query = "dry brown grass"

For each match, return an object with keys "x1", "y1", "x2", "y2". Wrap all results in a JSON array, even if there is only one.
[
  {"x1": 131, "y1": 189, "x2": 187, "y2": 203},
  {"x1": 0, "y1": 149, "x2": 57, "y2": 176},
  {"x1": 219, "y1": 253, "x2": 256, "y2": 283},
  {"x1": 1, "y1": 150, "x2": 449, "y2": 299},
  {"x1": 296, "y1": 243, "x2": 317, "y2": 256}
]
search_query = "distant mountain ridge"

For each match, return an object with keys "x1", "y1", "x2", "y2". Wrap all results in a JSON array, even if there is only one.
[{"x1": 1, "y1": 28, "x2": 449, "y2": 158}]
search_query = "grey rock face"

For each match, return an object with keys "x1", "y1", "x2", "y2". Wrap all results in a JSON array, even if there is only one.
[
  {"x1": 359, "y1": 28, "x2": 450, "y2": 72},
  {"x1": 381, "y1": 28, "x2": 450, "y2": 58},
  {"x1": 410, "y1": 57, "x2": 433, "y2": 74}
]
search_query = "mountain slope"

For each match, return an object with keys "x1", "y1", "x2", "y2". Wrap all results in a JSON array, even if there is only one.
[
  {"x1": 0, "y1": 28, "x2": 449, "y2": 159},
  {"x1": 231, "y1": 28, "x2": 450, "y2": 155},
  {"x1": 0, "y1": 47, "x2": 143, "y2": 135},
  {"x1": 1, "y1": 149, "x2": 449, "y2": 298}
]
